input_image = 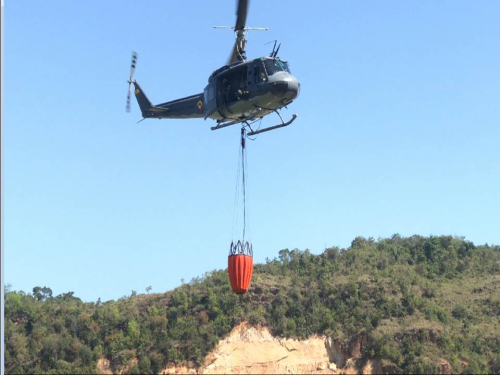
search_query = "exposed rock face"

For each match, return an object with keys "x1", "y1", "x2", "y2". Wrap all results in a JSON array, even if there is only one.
[
  {"x1": 162, "y1": 364, "x2": 198, "y2": 374},
  {"x1": 348, "y1": 333, "x2": 368, "y2": 358},
  {"x1": 202, "y1": 322, "x2": 336, "y2": 374},
  {"x1": 162, "y1": 322, "x2": 359, "y2": 374},
  {"x1": 324, "y1": 337, "x2": 348, "y2": 368},
  {"x1": 96, "y1": 358, "x2": 113, "y2": 374},
  {"x1": 96, "y1": 322, "x2": 451, "y2": 375},
  {"x1": 362, "y1": 359, "x2": 382, "y2": 375},
  {"x1": 97, "y1": 357, "x2": 138, "y2": 375},
  {"x1": 437, "y1": 359, "x2": 453, "y2": 374}
]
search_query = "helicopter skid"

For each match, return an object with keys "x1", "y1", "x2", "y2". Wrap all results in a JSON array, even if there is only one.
[
  {"x1": 247, "y1": 113, "x2": 297, "y2": 136},
  {"x1": 210, "y1": 119, "x2": 245, "y2": 131}
]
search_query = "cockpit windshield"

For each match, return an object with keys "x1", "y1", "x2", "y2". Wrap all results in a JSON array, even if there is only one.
[{"x1": 264, "y1": 59, "x2": 291, "y2": 76}]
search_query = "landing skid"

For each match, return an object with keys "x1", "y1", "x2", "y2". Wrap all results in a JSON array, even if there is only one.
[
  {"x1": 247, "y1": 112, "x2": 297, "y2": 136},
  {"x1": 210, "y1": 118, "x2": 245, "y2": 131},
  {"x1": 210, "y1": 111, "x2": 298, "y2": 135}
]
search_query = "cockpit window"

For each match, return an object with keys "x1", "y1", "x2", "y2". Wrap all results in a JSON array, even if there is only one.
[
  {"x1": 282, "y1": 61, "x2": 291, "y2": 73},
  {"x1": 264, "y1": 59, "x2": 291, "y2": 76}
]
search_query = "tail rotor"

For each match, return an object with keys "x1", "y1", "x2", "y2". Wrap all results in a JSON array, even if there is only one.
[{"x1": 126, "y1": 51, "x2": 138, "y2": 112}]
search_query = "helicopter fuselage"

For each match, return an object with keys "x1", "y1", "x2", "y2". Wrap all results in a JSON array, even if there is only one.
[
  {"x1": 205, "y1": 57, "x2": 300, "y2": 122},
  {"x1": 133, "y1": 57, "x2": 299, "y2": 125}
]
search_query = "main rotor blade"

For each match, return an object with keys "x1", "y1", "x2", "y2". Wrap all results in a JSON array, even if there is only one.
[
  {"x1": 235, "y1": 0, "x2": 248, "y2": 31},
  {"x1": 228, "y1": 0, "x2": 249, "y2": 64}
]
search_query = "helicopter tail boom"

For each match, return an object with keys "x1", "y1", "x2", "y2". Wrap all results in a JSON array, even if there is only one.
[{"x1": 132, "y1": 81, "x2": 205, "y2": 119}]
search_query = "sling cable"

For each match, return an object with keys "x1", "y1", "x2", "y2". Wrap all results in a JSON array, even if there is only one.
[{"x1": 228, "y1": 127, "x2": 253, "y2": 294}]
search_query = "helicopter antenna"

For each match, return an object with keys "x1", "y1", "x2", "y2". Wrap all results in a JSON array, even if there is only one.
[
  {"x1": 266, "y1": 40, "x2": 277, "y2": 57},
  {"x1": 265, "y1": 40, "x2": 281, "y2": 58},
  {"x1": 214, "y1": 0, "x2": 268, "y2": 64},
  {"x1": 273, "y1": 43, "x2": 281, "y2": 58}
]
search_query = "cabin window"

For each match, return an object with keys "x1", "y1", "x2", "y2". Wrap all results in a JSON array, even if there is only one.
[
  {"x1": 254, "y1": 66, "x2": 266, "y2": 83},
  {"x1": 209, "y1": 87, "x2": 215, "y2": 101}
]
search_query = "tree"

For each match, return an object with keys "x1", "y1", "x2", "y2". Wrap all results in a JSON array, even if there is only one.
[
  {"x1": 278, "y1": 249, "x2": 290, "y2": 264},
  {"x1": 146, "y1": 286, "x2": 152, "y2": 294},
  {"x1": 32, "y1": 286, "x2": 52, "y2": 301},
  {"x1": 56, "y1": 291, "x2": 79, "y2": 301}
]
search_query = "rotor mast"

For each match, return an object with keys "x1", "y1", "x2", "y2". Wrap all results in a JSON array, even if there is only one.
[
  {"x1": 214, "y1": 0, "x2": 268, "y2": 64},
  {"x1": 213, "y1": 26, "x2": 269, "y2": 62}
]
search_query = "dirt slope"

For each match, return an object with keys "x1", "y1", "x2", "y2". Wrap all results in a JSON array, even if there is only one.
[
  {"x1": 161, "y1": 322, "x2": 369, "y2": 374},
  {"x1": 98, "y1": 322, "x2": 453, "y2": 374}
]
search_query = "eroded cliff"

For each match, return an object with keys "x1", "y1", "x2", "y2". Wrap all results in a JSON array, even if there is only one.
[{"x1": 159, "y1": 322, "x2": 379, "y2": 374}]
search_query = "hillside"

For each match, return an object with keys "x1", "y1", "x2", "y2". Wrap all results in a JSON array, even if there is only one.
[{"x1": 4, "y1": 235, "x2": 500, "y2": 374}]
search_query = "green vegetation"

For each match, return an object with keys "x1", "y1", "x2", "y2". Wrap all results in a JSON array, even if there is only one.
[{"x1": 5, "y1": 235, "x2": 500, "y2": 374}]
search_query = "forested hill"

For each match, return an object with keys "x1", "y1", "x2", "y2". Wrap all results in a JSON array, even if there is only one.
[{"x1": 5, "y1": 235, "x2": 500, "y2": 374}]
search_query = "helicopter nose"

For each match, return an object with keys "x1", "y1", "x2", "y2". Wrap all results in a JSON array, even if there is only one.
[
  {"x1": 269, "y1": 81, "x2": 289, "y2": 98},
  {"x1": 287, "y1": 77, "x2": 300, "y2": 99},
  {"x1": 269, "y1": 75, "x2": 300, "y2": 101}
]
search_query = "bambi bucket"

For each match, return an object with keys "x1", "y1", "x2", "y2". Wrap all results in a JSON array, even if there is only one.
[{"x1": 228, "y1": 241, "x2": 253, "y2": 294}]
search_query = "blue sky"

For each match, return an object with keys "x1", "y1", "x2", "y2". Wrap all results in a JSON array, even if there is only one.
[{"x1": 4, "y1": 0, "x2": 500, "y2": 302}]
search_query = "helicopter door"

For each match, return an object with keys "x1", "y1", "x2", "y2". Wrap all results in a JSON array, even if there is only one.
[
  {"x1": 253, "y1": 61, "x2": 267, "y2": 94},
  {"x1": 214, "y1": 76, "x2": 224, "y2": 108},
  {"x1": 247, "y1": 67, "x2": 253, "y2": 86},
  {"x1": 203, "y1": 81, "x2": 217, "y2": 119},
  {"x1": 236, "y1": 66, "x2": 249, "y2": 100},
  {"x1": 212, "y1": 66, "x2": 251, "y2": 115}
]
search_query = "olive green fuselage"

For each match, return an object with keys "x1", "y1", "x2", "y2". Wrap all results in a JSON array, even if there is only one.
[{"x1": 134, "y1": 57, "x2": 299, "y2": 124}]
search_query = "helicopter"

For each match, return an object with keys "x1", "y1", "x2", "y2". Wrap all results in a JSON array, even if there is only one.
[{"x1": 126, "y1": 0, "x2": 300, "y2": 136}]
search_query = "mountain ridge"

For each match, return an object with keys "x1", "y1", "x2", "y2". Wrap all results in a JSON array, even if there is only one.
[{"x1": 5, "y1": 235, "x2": 500, "y2": 374}]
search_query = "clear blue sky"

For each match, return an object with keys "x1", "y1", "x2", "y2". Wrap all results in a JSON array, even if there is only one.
[{"x1": 4, "y1": 0, "x2": 500, "y2": 302}]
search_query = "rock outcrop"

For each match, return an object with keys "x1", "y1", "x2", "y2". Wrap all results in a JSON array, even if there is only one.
[
  {"x1": 98, "y1": 322, "x2": 454, "y2": 374},
  {"x1": 161, "y1": 322, "x2": 366, "y2": 374},
  {"x1": 97, "y1": 357, "x2": 138, "y2": 375}
]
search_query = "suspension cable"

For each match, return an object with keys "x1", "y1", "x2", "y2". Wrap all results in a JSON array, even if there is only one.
[{"x1": 241, "y1": 127, "x2": 246, "y2": 242}]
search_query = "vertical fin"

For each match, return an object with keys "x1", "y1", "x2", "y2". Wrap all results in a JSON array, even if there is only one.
[{"x1": 133, "y1": 81, "x2": 153, "y2": 112}]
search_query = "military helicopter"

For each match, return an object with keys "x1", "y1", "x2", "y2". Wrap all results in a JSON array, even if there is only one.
[{"x1": 126, "y1": 0, "x2": 300, "y2": 136}]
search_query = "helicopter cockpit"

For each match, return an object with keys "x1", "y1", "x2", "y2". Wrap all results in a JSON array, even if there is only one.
[{"x1": 263, "y1": 58, "x2": 291, "y2": 76}]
